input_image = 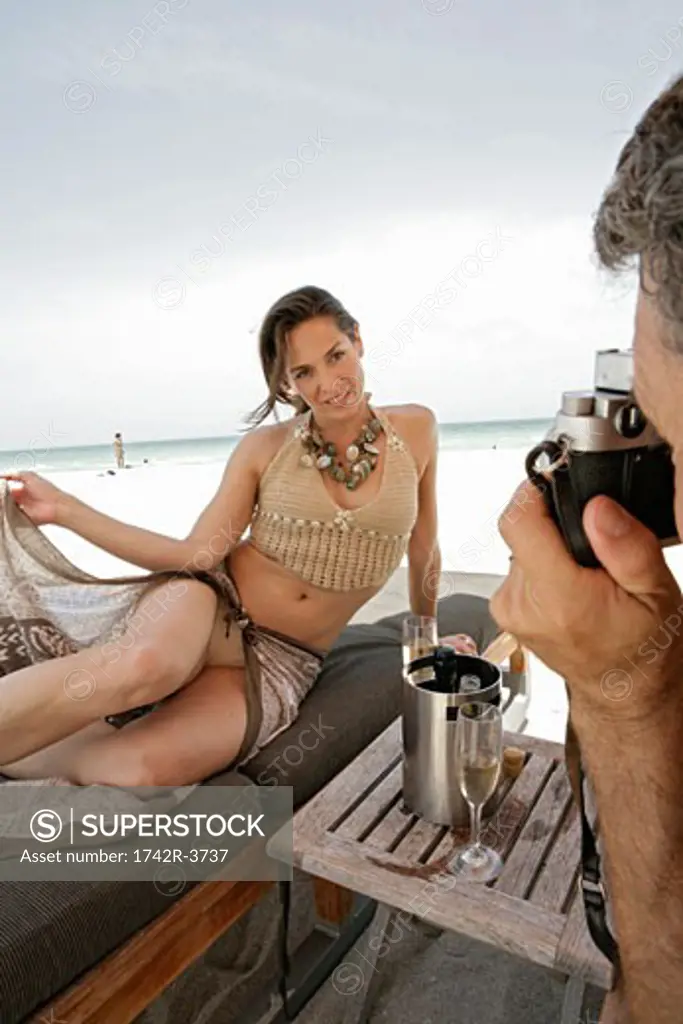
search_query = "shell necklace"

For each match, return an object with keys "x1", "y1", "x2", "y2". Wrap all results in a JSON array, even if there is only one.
[{"x1": 296, "y1": 408, "x2": 383, "y2": 490}]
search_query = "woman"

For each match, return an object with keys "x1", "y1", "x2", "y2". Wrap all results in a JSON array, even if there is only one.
[{"x1": 0, "y1": 285, "x2": 461, "y2": 787}]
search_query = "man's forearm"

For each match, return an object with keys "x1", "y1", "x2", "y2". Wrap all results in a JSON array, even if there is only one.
[
  {"x1": 572, "y1": 699, "x2": 683, "y2": 1022},
  {"x1": 409, "y1": 543, "x2": 441, "y2": 617}
]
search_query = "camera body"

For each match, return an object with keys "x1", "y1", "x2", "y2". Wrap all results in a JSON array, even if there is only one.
[{"x1": 525, "y1": 348, "x2": 679, "y2": 568}]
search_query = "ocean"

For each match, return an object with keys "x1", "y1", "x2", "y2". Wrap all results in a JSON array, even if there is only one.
[{"x1": 0, "y1": 418, "x2": 552, "y2": 476}]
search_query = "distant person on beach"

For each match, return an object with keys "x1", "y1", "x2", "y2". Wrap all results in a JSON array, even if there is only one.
[
  {"x1": 113, "y1": 432, "x2": 125, "y2": 469},
  {"x1": 492, "y1": 76, "x2": 683, "y2": 1023},
  {"x1": 0, "y1": 284, "x2": 484, "y2": 791}
]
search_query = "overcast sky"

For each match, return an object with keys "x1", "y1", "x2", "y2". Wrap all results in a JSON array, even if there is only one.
[{"x1": 2, "y1": 0, "x2": 681, "y2": 448}]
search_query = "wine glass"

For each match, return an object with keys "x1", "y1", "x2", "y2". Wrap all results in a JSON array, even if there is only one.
[
  {"x1": 449, "y1": 702, "x2": 504, "y2": 882},
  {"x1": 402, "y1": 614, "x2": 438, "y2": 684}
]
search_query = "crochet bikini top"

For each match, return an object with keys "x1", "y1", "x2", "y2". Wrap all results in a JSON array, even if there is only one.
[{"x1": 248, "y1": 409, "x2": 419, "y2": 591}]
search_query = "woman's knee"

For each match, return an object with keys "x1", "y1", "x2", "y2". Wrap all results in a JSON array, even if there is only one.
[
  {"x1": 107, "y1": 641, "x2": 205, "y2": 710},
  {"x1": 92, "y1": 582, "x2": 219, "y2": 707},
  {"x1": 73, "y1": 743, "x2": 158, "y2": 788}
]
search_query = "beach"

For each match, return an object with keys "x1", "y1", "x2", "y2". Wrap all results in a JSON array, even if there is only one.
[
  {"x1": 36, "y1": 444, "x2": 683, "y2": 581},
  {"x1": 35, "y1": 446, "x2": 530, "y2": 581}
]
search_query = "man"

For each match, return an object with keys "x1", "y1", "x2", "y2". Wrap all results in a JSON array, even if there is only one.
[
  {"x1": 491, "y1": 76, "x2": 683, "y2": 1022},
  {"x1": 113, "y1": 432, "x2": 125, "y2": 470}
]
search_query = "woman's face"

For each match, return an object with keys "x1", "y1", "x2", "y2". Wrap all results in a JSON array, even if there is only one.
[{"x1": 285, "y1": 315, "x2": 365, "y2": 419}]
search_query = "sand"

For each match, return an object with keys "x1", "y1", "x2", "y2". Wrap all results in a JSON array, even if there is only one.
[
  {"x1": 37, "y1": 447, "x2": 528, "y2": 578},
  {"x1": 40, "y1": 445, "x2": 683, "y2": 579}
]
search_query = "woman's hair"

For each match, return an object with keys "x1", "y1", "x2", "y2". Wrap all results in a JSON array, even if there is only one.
[
  {"x1": 245, "y1": 285, "x2": 358, "y2": 428},
  {"x1": 593, "y1": 73, "x2": 683, "y2": 351}
]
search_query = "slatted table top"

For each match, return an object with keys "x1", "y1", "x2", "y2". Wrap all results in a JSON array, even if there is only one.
[{"x1": 284, "y1": 717, "x2": 613, "y2": 990}]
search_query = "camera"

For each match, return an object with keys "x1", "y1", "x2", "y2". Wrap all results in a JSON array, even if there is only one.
[{"x1": 525, "y1": 348, "x2": 679, "y2": 568}]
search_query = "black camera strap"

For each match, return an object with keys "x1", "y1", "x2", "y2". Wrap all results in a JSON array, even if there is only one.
[{"x1": 576, "y1": 759, "x2": 622, "y2": 979}]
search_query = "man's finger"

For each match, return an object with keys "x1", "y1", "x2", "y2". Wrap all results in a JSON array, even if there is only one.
[
  {"x1": 498, "y1": 479, "x2": 579, "y2": 586},
  {"x1": 583, "y1": 495, "x2": 677, "y2": 599}
]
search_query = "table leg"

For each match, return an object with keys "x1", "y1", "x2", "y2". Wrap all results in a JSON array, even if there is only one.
[
  {"x1": 560, "y1": 975, "x2": 586, "y2": 1023},
  {"x1": 340, "y1": 903, "x2": 396, "y2": 1024}
]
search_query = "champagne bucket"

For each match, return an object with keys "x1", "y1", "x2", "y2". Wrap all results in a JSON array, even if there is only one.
[{"x1": 402, "y1": 650, "x2": 502, "y2": 827}]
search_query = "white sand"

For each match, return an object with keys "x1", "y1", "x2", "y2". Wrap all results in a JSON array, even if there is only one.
[
  {"x1": 35, "y1": 448, "x2": 683, "y2": 746},
  {"x1": 38, "y1": 448, "x2": 528, "y2": 578},
  {"x1": 41, "y1": 445, "x2": 683, "y2": 579}
]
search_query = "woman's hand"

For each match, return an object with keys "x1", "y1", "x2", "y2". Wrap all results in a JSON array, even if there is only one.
[
  {"x1": 1, "y1": 472, "x2": 69, "y2": 527},
  {"x1": 440, "y1": 633, "x2": 478, "y2": 655}
]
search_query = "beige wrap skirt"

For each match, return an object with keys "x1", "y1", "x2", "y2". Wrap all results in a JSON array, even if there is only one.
[{"x1": 104, "y1": 564, "x2": 326, "y2": 767}]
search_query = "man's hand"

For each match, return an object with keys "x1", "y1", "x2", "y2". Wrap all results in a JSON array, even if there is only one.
[
  {"x1": 489, "y1": 478, "x2": 683, "y2": 723},
  {"x1": 492, "y1": 481, "x2": 683, "y2": 1022}
]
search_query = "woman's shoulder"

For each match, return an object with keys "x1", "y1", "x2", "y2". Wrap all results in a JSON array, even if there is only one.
[
  {"x1": 233, "y1": 414, "x2": 307, "y2": 477},
  {"x1": 378, "y1": 404, "x2": 438, "y2": 474},
  {"x1": 379, "y1": 403, "x2": 437, "y2": 437}
]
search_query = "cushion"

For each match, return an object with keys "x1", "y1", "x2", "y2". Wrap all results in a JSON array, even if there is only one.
[
  {"x1": 0, "y1": 591, "x2": 497, "y2": 1023},
  {"x1": 1, "y1": 880, "x2": 188, "y2": 1022}
]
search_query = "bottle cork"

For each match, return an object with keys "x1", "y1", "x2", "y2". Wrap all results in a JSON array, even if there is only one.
[{"x1": 503, "y1": 746, "x2": 525, "y2": 779}]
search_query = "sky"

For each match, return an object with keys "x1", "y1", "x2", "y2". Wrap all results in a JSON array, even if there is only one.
[{"x1": 2, "y1": 0, "x2": 683, "y2": 448}]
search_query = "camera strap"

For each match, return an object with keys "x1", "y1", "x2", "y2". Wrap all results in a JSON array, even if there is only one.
[{"x1": 568, "y1": 713, "x2": 622, "y2": 984}]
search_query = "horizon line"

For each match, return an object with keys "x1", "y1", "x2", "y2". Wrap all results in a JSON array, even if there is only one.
[{"x1": 0, "y1": 414, "x2": 554, "y2": 457}]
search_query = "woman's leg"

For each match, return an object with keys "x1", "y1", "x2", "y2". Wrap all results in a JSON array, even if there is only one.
[
  {"x1": 4, "y1": 665, "x2": 249, "y2": 787},
  {"x1": 0, "y1": 578, "x2": 219, "y2": 764},
  {"x1": 1, "y1": 719, "x2": 116, "y2": 780}
]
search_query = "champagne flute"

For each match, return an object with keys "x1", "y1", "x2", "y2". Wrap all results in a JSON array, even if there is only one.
[
  {"x1": 450, "y1": 702, "x2": 504, "y2": 882},
  {"x1": 402, "y1": 614, "x2": 438, "y2": 683}
]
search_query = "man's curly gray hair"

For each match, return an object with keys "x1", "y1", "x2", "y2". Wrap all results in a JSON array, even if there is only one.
[{"x1": 593, "y1": 74, "x2": 683, "y2": 348}]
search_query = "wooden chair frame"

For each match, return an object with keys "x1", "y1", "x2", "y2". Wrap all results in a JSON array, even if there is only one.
[{"x1": 31, "y1": 877, "x2": 359, "y2": 1024}]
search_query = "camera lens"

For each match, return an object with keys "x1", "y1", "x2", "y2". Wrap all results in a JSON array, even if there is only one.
[{"x1": 615, "y1": 403, "x2": 646, "y2": 439}]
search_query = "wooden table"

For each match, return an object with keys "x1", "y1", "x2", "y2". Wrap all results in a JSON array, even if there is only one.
[{"x1": 269, "y1": 717, "x2": 613, "y2": 1023}]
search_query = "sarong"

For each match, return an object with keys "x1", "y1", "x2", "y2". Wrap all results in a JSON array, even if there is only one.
[
  {"x1": 0, "y1": 482, "x2": 325, "y2": 771},
  {"x1": 105, "y1": 566, "x2": 325, "y2": 766}
]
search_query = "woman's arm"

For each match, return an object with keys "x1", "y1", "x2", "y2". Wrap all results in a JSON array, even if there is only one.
[
  {"x1": 407, "y1": 408, "x2": 441, "y2": 617},
  {"x1": 55, "y1": 432, "x2": 263, "y2": 573}
]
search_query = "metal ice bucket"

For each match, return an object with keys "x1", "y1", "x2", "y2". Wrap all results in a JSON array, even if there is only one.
[{"x1": 402, "y1": 647, "x2": 502, "y2": 828}]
